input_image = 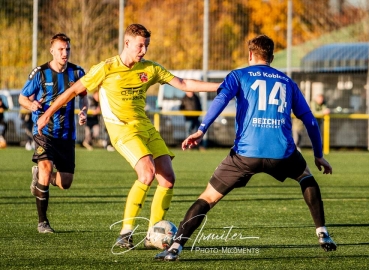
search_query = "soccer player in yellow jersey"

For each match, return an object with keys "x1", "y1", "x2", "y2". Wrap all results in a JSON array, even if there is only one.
[{"x1": 37, "y1": 24, "x2": 220, "y2": 249}]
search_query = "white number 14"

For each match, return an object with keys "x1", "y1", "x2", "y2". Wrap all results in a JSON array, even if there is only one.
[{"x1": 251, "y1": 79, "x2": 287, "y2": 113}]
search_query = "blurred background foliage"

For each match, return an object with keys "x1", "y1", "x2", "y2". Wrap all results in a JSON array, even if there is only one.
[{"x1": 0, "y1": 0, "x2": 368, "y2": 89}]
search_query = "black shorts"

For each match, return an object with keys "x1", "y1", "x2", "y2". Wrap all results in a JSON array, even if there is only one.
[
  {"x1": 32, "y1": 134, "x2": 75, "y2": 174},
  {"x1": 86, "y1": 116, "x2": 99, "y2": 128},
  {"x1": 209, "y1": 149, "x2": 307, "y2": 195}
]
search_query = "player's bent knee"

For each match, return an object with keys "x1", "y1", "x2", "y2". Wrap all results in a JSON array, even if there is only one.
[
  {"x1": 136, "y1": 166, "x2": 156, "y2": 186},
  {"x1": 61, "y1": 182, "x2": 72, "y2": 189},
  {"x1": 59, "y1": 173, "x2": 74, "y2": 189},
  {"x1": 156, "y1": 174, "x2": 175, "y2": 188},
  {"x1": 137, "y1": 173, "x2": 156, "y2": 186},
  {"x1": 298, "y1": 175, "x2": 319, "y2": 189},
  {"x1": 162, "y1": 172, "x2": 175, "y2": 185},
  {"x1": 198, "y1": 184, "x2": 224, "y2": 208},
  {"x1": 295, "y1": 166, "x2": 312, "y2": 182}
]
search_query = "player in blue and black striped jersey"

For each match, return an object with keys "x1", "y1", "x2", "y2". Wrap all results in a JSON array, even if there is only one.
[
  {"x1": 19, "y1": 33, "x2": 88, "y2": 233},
  {"x1": 156, "y1": 35, "x2": 336, "y2": 261}
]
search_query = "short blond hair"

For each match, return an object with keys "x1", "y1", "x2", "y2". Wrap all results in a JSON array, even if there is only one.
[{"x1": 124, "y1": 24, "x2": 151, "y2": 38}]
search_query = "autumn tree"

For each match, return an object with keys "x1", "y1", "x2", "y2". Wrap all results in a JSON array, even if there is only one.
[
  {"x1": 0, "y1": 0, "x2": 368, "y2": 88},
  {"x1": 0, "y1": 0, "x2": 33, "y2": 88},
  {"x1": 37, "y1": 0, "x2": 119, "y2": 71}
]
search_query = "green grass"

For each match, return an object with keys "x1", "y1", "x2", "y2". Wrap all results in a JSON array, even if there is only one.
[{"x1": 1, "y1": 147, "x2": 368, "y2": 269}]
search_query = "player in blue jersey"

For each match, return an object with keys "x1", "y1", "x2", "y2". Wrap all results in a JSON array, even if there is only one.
[
  {"x1": 19, "y1": 33, "x2": 88, "y2": 233},
  {"x1": 156, "y1": 35, "x2": 336, "y2": 261}
]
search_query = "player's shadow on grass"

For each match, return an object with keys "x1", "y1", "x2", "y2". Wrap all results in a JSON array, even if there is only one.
[
  {"x1": 200, "y1": 223, "x2": 369, "y2": 229},
  {"x1": 329, "y1": 223, "x2": 369, "y2": 227}
]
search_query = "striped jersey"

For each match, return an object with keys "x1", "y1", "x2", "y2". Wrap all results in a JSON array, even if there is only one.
[{"x1": 21, "y1": 62, "x2": 86, "y2": 139}]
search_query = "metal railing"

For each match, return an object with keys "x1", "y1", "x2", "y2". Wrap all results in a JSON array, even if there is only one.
[
  {"x1": 321, "y1": 114, "x2": 369, "y2": 154},
  {"x1": 149, "y1": 111, "x2": 369, "y2": 153},
  {"x1": 4, "y1": 109, "x2": 369, "y2": 153}
]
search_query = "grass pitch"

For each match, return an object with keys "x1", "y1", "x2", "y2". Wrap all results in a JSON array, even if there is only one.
[{"x1": 0, "y1": 147, "x2": 368, "y2": 269}]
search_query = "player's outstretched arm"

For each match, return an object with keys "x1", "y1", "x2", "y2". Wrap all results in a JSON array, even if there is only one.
[
  {"x1": 314, "y1": 157, "x2": 332, "y2": 174},
  {"x1": 169, "y1": 76, "x2": 220, "y2": 92},
  {"x1": 37, "y1": 80, "x2": 87, "y2": 134},
  {"x1": 182, "y1": 130, "x2": 204, "y2": 150}
]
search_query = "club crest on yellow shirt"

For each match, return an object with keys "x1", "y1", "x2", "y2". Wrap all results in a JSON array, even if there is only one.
[{"x1": 138, "y1": 72, "x2": 148, "y2": 82}]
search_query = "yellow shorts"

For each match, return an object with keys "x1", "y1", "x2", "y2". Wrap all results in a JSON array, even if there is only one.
[{"x1": 105, "y1": 122, "x2": 174, "y2": 168}]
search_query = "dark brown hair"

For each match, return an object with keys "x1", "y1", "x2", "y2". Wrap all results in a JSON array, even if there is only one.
[
  {"x1": 50, "y1": 33, "x2": 70, "y2": 45},
  {"x1": 248, "y1": 35, "x2": 274, "y2": 63}
]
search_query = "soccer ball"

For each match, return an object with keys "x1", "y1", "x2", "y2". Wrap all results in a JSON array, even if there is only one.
[{"x1": 147, "y1": 220, "x2": 178, "y2": 250}]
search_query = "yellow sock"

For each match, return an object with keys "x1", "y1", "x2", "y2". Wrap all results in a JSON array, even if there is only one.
[
  {"x1": 121, "y1": 180, "x2": 150, "y2": 233},
  {"x1": 149, "y1": 185, "x2": 173, "y2": 228}
]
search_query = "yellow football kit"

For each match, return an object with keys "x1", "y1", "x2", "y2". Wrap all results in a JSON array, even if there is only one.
[{"x1": 80, "y1": 55, "x2": 175, "y2": 167}]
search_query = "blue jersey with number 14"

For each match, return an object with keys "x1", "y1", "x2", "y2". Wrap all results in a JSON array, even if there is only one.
[{"x1": 214, "y1": 65, "x2": 310, "y2": 159}]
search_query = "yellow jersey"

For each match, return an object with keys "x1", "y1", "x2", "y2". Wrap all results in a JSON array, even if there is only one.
[{"x1": 80, "y1": 55, "x2": 174, "y2": 130}]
